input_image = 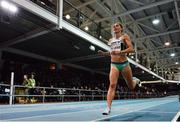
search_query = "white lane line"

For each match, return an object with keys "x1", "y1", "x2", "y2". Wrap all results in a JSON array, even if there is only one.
[
  {"x1": 171, "y1": 111, "x2": 180, "y2": 122},
  {"x1": 134, "y1": 110, "x2": 176, "y2": 114}
]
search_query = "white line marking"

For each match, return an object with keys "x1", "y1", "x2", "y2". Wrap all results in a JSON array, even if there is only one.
[
  {"x1": 135, "y1": 110, "x2": 176, "y2": 114},
  {"x1": 171, "y1": 111, "x2": 180, "y2": 122}
]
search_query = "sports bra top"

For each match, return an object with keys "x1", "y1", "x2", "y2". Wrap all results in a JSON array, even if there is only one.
[{"x1": 109, "y1": 37, "x2": 126, "y2": 51}]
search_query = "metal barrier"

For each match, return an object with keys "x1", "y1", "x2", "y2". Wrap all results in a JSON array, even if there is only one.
[
  {"x1": 1, "y1": 82, "x2": 177, "y2": 105},
  {"x1": 0, "y1": 83, "x2": 106, "y2": 104}
]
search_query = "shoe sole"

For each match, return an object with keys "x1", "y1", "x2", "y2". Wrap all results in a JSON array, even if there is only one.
[{"x1": 102, "y1": 113, "x2": 110, "y2": 115}]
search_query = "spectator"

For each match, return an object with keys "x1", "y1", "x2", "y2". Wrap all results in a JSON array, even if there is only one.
[
  {"x1": 22, "y1": 74, "x2": 29, "y2": 86},
  {"x1": 22, "y1": 74, "x2": 30, "y2": 103},
  {"x1": 28, "y1": 72, "x2": 36, "y2": 103}
]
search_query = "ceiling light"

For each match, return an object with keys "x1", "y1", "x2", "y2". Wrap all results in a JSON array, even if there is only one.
[
  {"x1": 89, "y1": 45, "x2": 95, "y2": 51},
  {"x1": 1, "y1": 1, "x2": 9, "y2": 9},
  {"x1": 175, "y1": 62, "x2": 179, "y2": 65},
  {"x1": 131, "y1": 55, "x2": 134, "y2": 59},
  {"x1": 40, "y1": 2, "x2": 45, "y2": 5},
  {"x1": 136, "y1": 59, "x2": 140, "y2": 63},
  {"x1": 152, "y1": 19, "x2": 160, "y2": 25},
  {"x1": 170, "y1": 53, "x2": 175, "y2": 57},
  {"x1": 79, "y1": 15, "x2": 83, "y2": 20},
  {"x1": 9, "y1": 4, "x2": 18, "y2": 13},
  {"x1": 65, "y1": 14, "x2": 71, "y2": 19},
  {"x1": 1, "y1": 1, "x2": 18, "y2": 13},
  {"x1": 84, "y1": 26, "x2": 89, "y2": 31},
  {"x1": 164, "y1": 42, "x2": 170, "y2": 46},
  {"x1": 73, "y1": 45, "x2": 80, "y2": 50}
]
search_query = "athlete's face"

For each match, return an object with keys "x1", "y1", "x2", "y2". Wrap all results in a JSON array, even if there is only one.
[
  {"x1": 31, "y1": 74, "x2": 34, "y2": 78},
  {"x1": 24, "y1": 75, "x2": 27, "y2": 79},
  {"x1": 113, "y1": 23, "x2": 122, "y2": 33}
]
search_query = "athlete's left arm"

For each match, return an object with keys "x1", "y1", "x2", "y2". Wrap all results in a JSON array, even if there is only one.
[{"x1": 119, "y1": 34, "x2": 135, "y2": 54}]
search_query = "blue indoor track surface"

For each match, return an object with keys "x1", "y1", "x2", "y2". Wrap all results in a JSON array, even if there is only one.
[{"x1": 0, "y1": 96, "x2": 179, "y2": 121}]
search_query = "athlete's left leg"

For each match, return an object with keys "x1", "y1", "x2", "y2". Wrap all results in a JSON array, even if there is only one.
[{"x1": 121, "y1": 65, "x2": 140, "y2": 90}]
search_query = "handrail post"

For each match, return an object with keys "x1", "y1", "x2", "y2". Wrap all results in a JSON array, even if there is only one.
[
  {"x1": 78, "y1": 90, "x2": 81, "y2": 101},
  {"x1": 42, "y1": 87, "x2": 45, "y2": 103},
  {"x1": 9, "y1": 72, "x2": 14, "y2": 105}
]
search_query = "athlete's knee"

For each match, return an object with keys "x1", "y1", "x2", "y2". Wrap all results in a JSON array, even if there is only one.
[{"x1": 109, "y1": 83, "x2": 116, "y2": 90}]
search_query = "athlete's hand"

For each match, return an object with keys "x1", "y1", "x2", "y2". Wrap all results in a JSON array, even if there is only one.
[
  {"x1": 110, "y1": 50, "x2": 116, "y2": 55},
  {"x1": 98, "y1": 50, "x2": 104, "y2": 56},
  {"x1": 98, "y1": 50, "x2": 103, "y2": 54},
  {"x1": 98, "y1": 50, "x2": 110, "y2": 56}
]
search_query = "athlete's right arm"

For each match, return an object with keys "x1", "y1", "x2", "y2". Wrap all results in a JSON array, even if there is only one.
[
  {"x1": 98, "y1": 38, "x2": 112, "y2": 56},
  {"x1": 98, "y1": 50, "x2": 110, "y2": 56}
]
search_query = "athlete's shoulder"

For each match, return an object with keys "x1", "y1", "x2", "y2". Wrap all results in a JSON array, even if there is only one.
[
  {"x1": 122, "y1": 33, "x2": 130, "y2": 40},
  {"x1": 122, "y1": 33, "x2": 129, "y2": 38}
]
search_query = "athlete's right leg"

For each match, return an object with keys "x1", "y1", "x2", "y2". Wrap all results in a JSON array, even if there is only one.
[{"x1": 103, "y1": 65, "x2": 119, "y2": 115}]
